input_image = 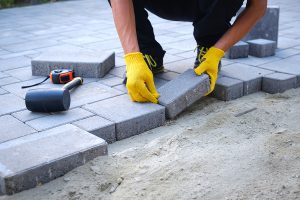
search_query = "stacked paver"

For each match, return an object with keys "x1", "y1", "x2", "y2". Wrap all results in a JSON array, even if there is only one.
[{"x1": 0, "y1": 0, "x2": 299, "y2": 196}]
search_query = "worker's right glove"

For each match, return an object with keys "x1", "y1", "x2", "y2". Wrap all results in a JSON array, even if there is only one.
[{"x1": 125, "y1": 52, "x2": 159, "y2": 103}]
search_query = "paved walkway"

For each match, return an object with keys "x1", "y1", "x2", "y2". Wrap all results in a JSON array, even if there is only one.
[{"x1": 0, "y1": 0, "x2": 300, "y2": 195}]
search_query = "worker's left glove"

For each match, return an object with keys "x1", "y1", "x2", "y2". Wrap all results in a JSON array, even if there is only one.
[{"x1": 194, "y1": 47, "x2": 224, "y2": 95}]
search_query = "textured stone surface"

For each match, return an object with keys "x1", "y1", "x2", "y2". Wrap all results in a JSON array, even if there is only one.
[
  {"x1": 0, "y1": 94, "x2": 25, "y2": 116},
  {"x1": 26, "y1": 108, "x2": 94, "y2": 131},
  {"x1": 220, "y1": 64, "x2": 274, "y2": 95},
  {"x1": 31, "y1": 46, "x2": 115, "y2": 78},
  {"x1": 0, "y1": 115, "x2": 36, "y2": 144},
  {"x1": 68, "y1": 82, "x2": 124, "y2": 108},
  {"x1": 158, "y1": 69, "x2": 210, "y2": 119},
  {"x1": 212, "y1": 77, "x2": 244, "y2": 101},
  {"x1": 84, "y1": 95, "x2": 165, "y2": 140},
  {"x1": 0, "y1": 124, "x2": 107, "y2": 195},
  {"x1": 262, "y1": 73, "x2": 297, "y2": 94},
  {"x1": 257, "y1": 55, "x2": 300, "y2": 87},
  {"x1": 247, "y1": 39, "x2": 276, "y2": 58},
  {"x1": 241, "y1": 6, "x2": 280, "y2": 46},
  {"x1": 12, "y1": 110, "x2": 49, "y2": 122},
  {"x1": 73, "y1": 116, "x2": 116, "y2": 143},
  {"x1": 225, "y1": 41, "x2": 249, "y2": 59}
]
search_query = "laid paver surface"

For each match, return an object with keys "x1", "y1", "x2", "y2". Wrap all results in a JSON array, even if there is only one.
[{"x1": 0, "y1": 0, "x2": 299, "y2": 195}]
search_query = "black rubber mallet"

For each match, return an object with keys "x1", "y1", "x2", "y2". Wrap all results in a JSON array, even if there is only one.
[{"x1": 25, "y1": 77, "x2": 83, "y2": 112}]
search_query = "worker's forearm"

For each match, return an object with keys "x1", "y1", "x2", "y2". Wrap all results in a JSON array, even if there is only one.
[
  {"x1": 111, "y1": 0, "x2": 139, "y2": 54},
  {"x1": 214, "y1": 0, "x2": 267, "y2": 51}
]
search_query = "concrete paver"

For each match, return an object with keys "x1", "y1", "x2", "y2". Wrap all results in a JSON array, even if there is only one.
[
  {"x1": 0, "y1": 124, "x2": 107, "y2": 195},
  {"x1": 158, "y1": 69, "x2": 210, "y2": 119},
  {"x1": 84, "y1": 94, "x2": 165, "y2": 140}
]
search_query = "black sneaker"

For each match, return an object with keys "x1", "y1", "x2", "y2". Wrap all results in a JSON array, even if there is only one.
[
  {"x1": 123, "y1": 53, "x2": 165, "y2": 85},
  {"x1": 194, "y1": 46, "x2": 222, "y2": 71}
]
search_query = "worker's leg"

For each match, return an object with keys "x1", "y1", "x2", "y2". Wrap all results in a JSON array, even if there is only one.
[
  {"x1": 193, "y1": 0, "x2": 245, "y2": 47},
  {"x1": 107, "y1": 0, "x2": 165, "y2": 67}
]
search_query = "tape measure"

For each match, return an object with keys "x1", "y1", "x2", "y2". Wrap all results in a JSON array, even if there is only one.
[
  {"x1": 21, "y1": 69, "x2": 75, "y2": 89},
  {"x1": 50, "y1": 69, "x2": 74, "y2": 84}
]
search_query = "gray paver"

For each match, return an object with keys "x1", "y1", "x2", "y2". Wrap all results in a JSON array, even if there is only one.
[
  {"x1": 0, "y1": 56, "x2": 31, "y2": 71},
  {"x1": 154, "y1": 77, "x2": 169, "y2": 88},
  {"x1": 257, "y1": 55, "x2": 300, "y2": 87},
  {"x1": 108, "y1": 66, "x2": 126, "y2": 78},
  {"x1": 211, "y1": 77, "x2": 244, "y2": 101},
  {"x1": 113, "y1": 84, "x2": 127, "y2": 93},
  {"x1": 225, "y1": 41, "x2": 249, "y2": 59},
  {"x1": 31, "y1": 46, "x2": 115, "y2": 78},
  {"x1": 220, "y1": 63, "x2": 274, "y2": 95},
  {"x1": 241, "y1": 6, "x2": 280, "y2": 46},
  {"x1": 164, "y1": 58, "x2": 194, "y2": 74},
  {"x1": 69, "y1": 82, "x2": 124, "y2": 108},
  {"x1": 0, "y1": 72, "x2": 9, "y2": 79},
  {"x1": 0, "y1": 124, "x2": 107, "y2": 195},
  {"x1": 26, "y1": 108, "x2": 94, "y2": 131},
  {"x1": 98, "y1": 76, "x2": 123, "y2": 87},
  {"x1": 5, "y1": 66, "x2": 42, "y2": 81},
  {"x1": 0, "y1": 115, "x2": 36, "y2": 144},
  {"x1": 73, "y1": 116, "x2": 116, "y2": 143},
  {"x1": 0, "y1": 88, "x2": 8, "y2": 95},
  {"x1": 12, "y1": 110, "x2": 49, "y2": 122},
  {"x1": 247, "y1": 39, "x2": 276, "y2": 58},
  {"x1": 1, "y1": 39, "x2": 59, "y2": 52},
  {"x1": 158, "y1": 69, "x2": 210, "y2": 119},
  {"x1": 84, "y1": 94, "x2": 165, "y2": 140},
  {"x1": 262, "y1": 72, "x2": 297, "y2": 94},
  {"x1": 0, "y1": 76, "x2": 20, "y2": 86},
  {"x1": 0, "y1": 94, "x2": 25, "y2": 116},
  {"x1": 155, "y1": 71, "x2": 180, "y2": 81}
]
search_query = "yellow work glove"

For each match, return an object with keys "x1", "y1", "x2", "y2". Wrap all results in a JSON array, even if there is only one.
[
  {"x1": 194, "y1": 47, "x2": 224, "y2": 95},
  {"x1": 125, "y1": 52, "x2": 159, "y2": 103}
]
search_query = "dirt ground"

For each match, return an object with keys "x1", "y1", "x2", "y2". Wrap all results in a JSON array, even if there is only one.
[{"x1": 2, "y1": 88, "x2": 300, "y2": 200}]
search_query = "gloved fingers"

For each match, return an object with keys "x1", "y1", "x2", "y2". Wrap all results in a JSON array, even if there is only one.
[
  {"x1": 136, "y1": 81, "x2": 158, "y2": 104},
  {"x1": 194, "y1": 63, "x2": 207, "y2": 76},
  {"x1": 145, "y1": 77, "x2": 160, "y2": 99},
  {"x1": 205, "y1": 71, "x2": 217, "y2": 96},
  {"x1": 128, "y1": 90, "x2": 149, "y2": 102}
]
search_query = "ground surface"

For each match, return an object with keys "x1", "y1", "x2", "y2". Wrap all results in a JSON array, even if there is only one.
[
  {"x1": 2, "y1": 88, "x2": 300, "y2": 200},
  {"x1": 0, "y1": 0, "x2": 300, "y2": 199}
]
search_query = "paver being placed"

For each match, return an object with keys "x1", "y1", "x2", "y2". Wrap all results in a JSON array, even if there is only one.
[
  {"x1": 225, "y1": 41, "x2": 249, "y2": 59},
  {"x1": 26, "y1": 108, "x2": 94, "y2": 131},
  {"x1": 0, "y1": 115, "x2": 36, "y2": 144},
  {"x1": 73, "y1": 116, "x2": 116, "y2": 143},
  {"x1": 212, "y1": 76, "x2": 244, "y2": 101},
  {"x1": 262, "y1": 73, "x2": 297, "y2": 94},
  {"x1": 158, "y1": 69, "x2": 210, "y2": 119},
  {"x1": 247, "y1": 39, "x2": 276, "y2": 58},
  {"x1": 220, "y1": 63, "x2": 274, "y2": 95},
  {"x1": 241, "y1": 6, "x2": 280, "y2": 46},
  {"x1": 84, "y1": 94, "x2": 165, "y2": 140},
  {"x1": 31, "y1": 46, "x2": 115, "y2": 78},
  {"x1": 0, "y1": 94, "x2": 25, "y2": 116},
  {"x1": 0, "y1": 124, "x2": 107, "y2": 195}
]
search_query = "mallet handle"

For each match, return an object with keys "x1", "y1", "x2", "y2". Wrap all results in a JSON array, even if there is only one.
[{"x1": 63, "y1": 77, "x2": 83, "y2": 91}]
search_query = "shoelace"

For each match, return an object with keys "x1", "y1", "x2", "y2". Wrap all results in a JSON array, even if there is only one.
[
  {"x1": 144, "y1": 54, "x2": 157, "y2": 70},
  {"x1": 194, "y1": 45, "x2": 209, "y2": 63}
]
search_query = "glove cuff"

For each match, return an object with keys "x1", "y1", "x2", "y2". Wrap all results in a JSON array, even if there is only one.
[
  {"x1": 207, "y1": 47, "x2": 225, "y2": 59},
  {"x1": 124, "y1": 52, "x2": 145, "y2": 71}
]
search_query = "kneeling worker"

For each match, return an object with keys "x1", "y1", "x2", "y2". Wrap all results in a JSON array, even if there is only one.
[{"x1": 108, "y1": 0, "x2": 267, "y2": 103}]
